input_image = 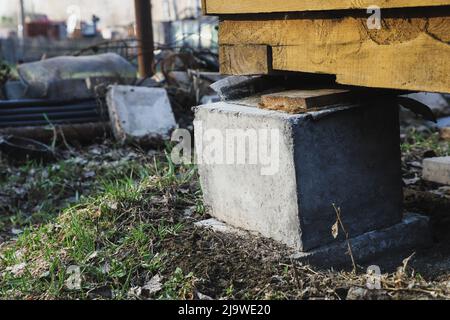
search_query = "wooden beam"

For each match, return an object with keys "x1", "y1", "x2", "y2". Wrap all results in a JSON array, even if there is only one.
[
  {"x1": 201, "y1": 0, "x2": 207, "y2": 15},
  {"x1": 219, "y1": 45, "x2": 271, "y2": 75},
  {"x1": 219, "y1": 16, "x2": 450, "y2": 93},
  {"x1": 204, "y1": 0, "x2": 450, "y2": 15}
]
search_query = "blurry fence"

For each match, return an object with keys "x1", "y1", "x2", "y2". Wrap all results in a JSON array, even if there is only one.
[{"x1": 0, "y1": 16, "x2": 218, "y2": 65}]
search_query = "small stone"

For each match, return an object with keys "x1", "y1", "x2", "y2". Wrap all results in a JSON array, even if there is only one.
[{"x1": 423, "y1": 157, "x2": 450, "y2": 185}]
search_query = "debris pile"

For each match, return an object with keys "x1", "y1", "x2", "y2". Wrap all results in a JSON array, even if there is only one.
[
  {"x1": 0, "y1": 47, "x2": 221, "y2": 156},
  {"x1": 17, "y1": 53, "x2": 136, "y2": 100}
]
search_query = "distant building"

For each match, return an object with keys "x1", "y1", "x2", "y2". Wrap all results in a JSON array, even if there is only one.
[{"x1": 0, "y1": 0, "x2": 202, "y2": 29}]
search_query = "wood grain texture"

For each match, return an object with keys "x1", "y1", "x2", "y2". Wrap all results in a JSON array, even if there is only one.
[
  {"x1": 219, "y1": 16, "x2": 450, "y2": 93},
  {"x1": 204, "y1": 0, "x2": 450, "y2": 14},
  {"x1": 201, "y1": 0, "x2": 207, "y2": 15},
  {"x1": 219, "y1": 45, "x2": 270, "y2": 75},
  {"x1": 260, "y1": 89, "x2": 352, "y2": 113}
]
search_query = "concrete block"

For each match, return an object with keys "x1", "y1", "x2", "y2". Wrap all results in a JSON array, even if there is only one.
[
  {"x1": 195, "y1": 101, "x2": 403, "y2": 251},
  {"x1": 423, "y1": 157, "x2": 450, "y2": 185},
  {"x1": 195, "y1": 215, "x2": 431, "y2": 268},
  {"x1": 291, "y1": 214, "x2": 431, "y2": 268},
  {"x1": 106, "y1": 85, "x2": 177, "y2": 145}
]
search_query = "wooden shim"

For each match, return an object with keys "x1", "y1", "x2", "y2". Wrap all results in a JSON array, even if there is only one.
[
  {"x1": 204, "y1": 0, "x2": 450, "y2": 15},
  {"x1": 219, "y1": 16, "x2": 450, "y2": 93},
  {"x1": 219, "y1": 45, "x2": 271, "y2": 75},
  {"x1": 441, "y1": 127, "x2": 450, "y2": 140},
  {"x1": 260, "y1": 89, "x2": 353, "y2": 113}
]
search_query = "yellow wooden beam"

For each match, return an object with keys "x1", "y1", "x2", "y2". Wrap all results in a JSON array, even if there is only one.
[
  {"x1": 220, "y1": 45, "x2": 271, "y2": 75},
  {"x1": 219, "y1": 16, "x2": 450, "y2": 93},
  {"x1": 204, "y1": 0, "x2": 450, "y2": 15}
]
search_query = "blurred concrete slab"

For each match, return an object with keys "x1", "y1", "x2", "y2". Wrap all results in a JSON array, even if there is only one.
[
  {"x1": 106, "y1": 85, "x2": 176, "y2": 145},
  {"x1": 423, "y1": 157, "x2": 450, "y2": 185}
]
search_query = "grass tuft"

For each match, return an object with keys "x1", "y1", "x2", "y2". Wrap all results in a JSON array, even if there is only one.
[{"x1": 0, "y1": 147, "x2": 201, "y2": 300}]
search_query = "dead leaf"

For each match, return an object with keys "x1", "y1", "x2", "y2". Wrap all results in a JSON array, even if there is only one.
[
  {"x1": 331, "y1": 220, "x2": 339, "y2": 239},
  {"x1": 11, "y1": 228, "x2": 23, "y2": 235},
  {"x1": 409, "y1": 161, "x2": 423, "y2": 169},
  {"x1": 128, "y1": 286, "x2": 142, "y2": 298},
  {"x1": 6, "y1": 262, "x2": 27, "y2": 277},
  {"x1": 196, "y1": 291, "x2": 213, "y2": 300},
  {"x1": 401, "y1": 253, "x2": 416, "y2": 274},
  {"x1": 179, "y1": 188, "x2": 190, "y2": 194},
  {"x1": 83, "y1": 171, "x2": 96, "y2": 179},
  {"x1": 403, "y1": 177, "x2": 420, "y2": 186},
  {"x1": 101, "y1": 262, "x2": 111, "y2": 275},
  {"x1": 86, "y1": 251, "x2": 98, "y2": 262},
  {"x1": 142, "y1": 275, "x2": 163, "y2": 296},
  {"x1": 183, "y1": 206, "x2": 196, "y2": 217}
]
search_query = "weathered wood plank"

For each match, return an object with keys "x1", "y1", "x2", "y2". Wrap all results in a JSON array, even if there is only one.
[
  {"x1": 219, "y1": 45, "x2": 271, "y2": 75},
  {"x1": 219, "y1": 16, "x2": 450, "y2": 93},
  {"x1": 260, "y1": 89, "x2": 352, "y2": 113},
  {"x1": 204, "y1": 0, "x2": 450, "y2": 15}
]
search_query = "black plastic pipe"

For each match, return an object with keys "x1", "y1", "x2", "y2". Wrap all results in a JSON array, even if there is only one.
[
  {"x1": 0, "y1": 117, "x2": 103, "y2": 128},
  {"x1": 0, "y1": 104, "x2": 101, "y2": 116},
  {"x1": 0, "y1": 110, "x2": 101, "y2": 122},
  {"x1": 0, "y1": 99, "x2": 97, "y2": 109}
]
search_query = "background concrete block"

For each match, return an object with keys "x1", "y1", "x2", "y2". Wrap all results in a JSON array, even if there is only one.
[
  {"x1": 107, "y1": 85, "x2": 177, "y2": 145},
  {"x1": 195, "y1": 101, "x2": 403, "y2": 251},
  {"x1": 423, "y1": 157, "x2": 450, "y2": 185}
]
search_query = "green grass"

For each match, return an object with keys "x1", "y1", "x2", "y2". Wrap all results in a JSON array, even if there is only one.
[
  {"x1": 0, "y1": 150, "x2": 168, "y2": 234},
  {"x1": 0, "y1": 150, "x2": 202, "y2": 300},
  {"x1": 401, "y1": 130, "x2": 450, "y2": 156}
]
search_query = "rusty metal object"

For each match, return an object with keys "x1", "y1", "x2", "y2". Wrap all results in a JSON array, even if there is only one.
[
  {"x1": 0, "y1": 122, "x2": 111, "y2": 145},
  {"x1": 134, "y1": 0, "x2": 154, "y2": 78}
]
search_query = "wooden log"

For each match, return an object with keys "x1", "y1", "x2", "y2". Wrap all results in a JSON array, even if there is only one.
[
  {"x1": 204, "y1": 0, "x2": 450, "y2": 15},
  {"x1": 219, "y1": 15, "x2": 450, "y2": 93}
]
